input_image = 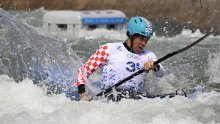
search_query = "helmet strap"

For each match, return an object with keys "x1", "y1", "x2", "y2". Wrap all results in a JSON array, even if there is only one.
[
  {"x1": 126, "y1": 31, "x2": 135, "y2": 53},
  {"x1": 130, "y1": 36, "x2": 135, "y2": 53},
  {"x1": 123, "y1": 38, "x2": 135, "y2": 53}
]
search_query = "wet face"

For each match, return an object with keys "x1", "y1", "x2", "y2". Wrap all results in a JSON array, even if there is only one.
[{"x1": 132, "y1": 35, "x2": 150, "y2": 54}]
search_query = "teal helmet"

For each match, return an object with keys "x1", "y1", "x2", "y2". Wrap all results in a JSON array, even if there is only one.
[{"x1": 127, "y1": 16, "x2": 154, "y2": 38}]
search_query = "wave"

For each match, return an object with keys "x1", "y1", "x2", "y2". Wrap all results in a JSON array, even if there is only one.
[
  {"x1": 1, "y1": 74, "x2": 220, "y2": 124},
  {"x1": 0, "y1": 8, "x2": 81, "y2": 98}
]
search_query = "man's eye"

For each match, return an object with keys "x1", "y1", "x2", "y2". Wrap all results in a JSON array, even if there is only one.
[{"x1": 140, "y1": 36, "x2": 145, "y2": 41}]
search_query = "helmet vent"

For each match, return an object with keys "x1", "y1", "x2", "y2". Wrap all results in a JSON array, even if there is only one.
[
  {"x1": 140, "y1": 18, "x2": 142, "y2": 22},
  {"x1": 134, "y1": 20, "x2": 137, "y2": 23}
]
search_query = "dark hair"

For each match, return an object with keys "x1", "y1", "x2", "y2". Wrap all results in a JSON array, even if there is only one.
[{"x1": 127, "y1": 31, "x2": 145, "y2": 38}]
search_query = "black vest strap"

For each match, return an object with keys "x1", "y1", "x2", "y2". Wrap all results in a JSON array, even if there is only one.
[{"x1": 123, "y1": 42, "x2": 134, "y2": 53}]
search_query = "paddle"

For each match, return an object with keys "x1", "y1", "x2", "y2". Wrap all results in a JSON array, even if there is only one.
[{"x1": 96, "y1": 33, "x2": 211, "y2": 97}]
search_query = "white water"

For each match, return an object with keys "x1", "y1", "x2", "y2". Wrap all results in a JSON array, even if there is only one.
[
  {"x1": 1, "y1": 9, "x2": 220, "y2": 124},
  {"x1": 207, "y1": 52, "x2": 220, "y2": 84},
  {"x1": 0, "y1": 75, "x2": 220, "y2": 124}
]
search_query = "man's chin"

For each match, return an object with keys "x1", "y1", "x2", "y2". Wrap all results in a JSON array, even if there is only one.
[{"x1": 135, "y1": 50, "x2": 142, "y2": 54}]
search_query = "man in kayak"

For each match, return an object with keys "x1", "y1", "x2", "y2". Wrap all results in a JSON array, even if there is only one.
[{"x1": 75, "y1": 16, "x2": 165, "y2": 101}]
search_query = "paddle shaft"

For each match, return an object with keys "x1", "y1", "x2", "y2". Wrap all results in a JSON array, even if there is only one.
[{"x1": 96, "y1": 33, "x2": 211, "y2": 97}]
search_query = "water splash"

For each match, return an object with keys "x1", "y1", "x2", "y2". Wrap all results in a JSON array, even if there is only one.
[{"x1": 0, "y1": 9, "x2": 81, "y2": 98}]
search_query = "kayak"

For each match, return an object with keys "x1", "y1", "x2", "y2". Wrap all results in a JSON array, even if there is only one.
[{"x1": 93, "y1": 89, "x2": 187, "y2": 102}]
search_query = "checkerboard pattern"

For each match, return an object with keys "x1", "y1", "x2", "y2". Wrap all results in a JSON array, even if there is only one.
[{"x1": 76, "y1": 44, "x2": 109, "y2": 86}]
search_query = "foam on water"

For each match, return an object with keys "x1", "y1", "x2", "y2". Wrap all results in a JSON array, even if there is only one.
[
  {"x1": 1, "y1": 75, "x2": 220, "y2": 124},
  {"x1": 77, "y1": 28, "x2": 127, "y2": 41},
  {"x1": 207, "y1": 52, "x2": 220, "y2": 84},
  {"x1": 1, "y1": 9, "x2": 220, "y2": 124}
]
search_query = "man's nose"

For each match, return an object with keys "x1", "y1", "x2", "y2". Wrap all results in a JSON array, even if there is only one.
[{"x1": 140, "y1": 40, "x2": 147, "y2": 46}]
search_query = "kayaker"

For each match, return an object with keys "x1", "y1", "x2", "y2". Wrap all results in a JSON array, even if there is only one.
[{"x1": 75, "y1": 16, "x2": 165, "y2": 101}]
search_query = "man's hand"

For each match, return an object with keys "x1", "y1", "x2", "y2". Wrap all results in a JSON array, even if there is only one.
[
  {"x1": 144, "y1": 59, "x2": 154, "y2": 72},
  {"x1": 80, "y1": 92, "x2": 92, "y2": 101}
]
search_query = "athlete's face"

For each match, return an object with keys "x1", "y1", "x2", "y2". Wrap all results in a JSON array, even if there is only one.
[{"x1": 133, "y1": 35, "x2": 150, "y2": 53}]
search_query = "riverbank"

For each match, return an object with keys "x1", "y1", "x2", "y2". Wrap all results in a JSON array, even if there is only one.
[{"x1": 1, "y1": 0, "x2": 219, "y2": 36}]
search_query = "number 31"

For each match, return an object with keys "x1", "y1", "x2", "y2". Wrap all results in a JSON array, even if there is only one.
[{"x1": 126, "y1": 61, "x2": 140, "y2": 72}]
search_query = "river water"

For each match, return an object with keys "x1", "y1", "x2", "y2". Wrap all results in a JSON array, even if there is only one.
[{"x1": 0, "y1": 8, "x2": 220, "y2": 124}]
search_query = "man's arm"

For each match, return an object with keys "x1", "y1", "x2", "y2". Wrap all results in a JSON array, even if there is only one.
[
  {"x1": 75, "y1": 44, "x2": 109, "y2": 99},
  {"x1": 144, "y1": 52, "x2": 165, "y2": 77}
]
